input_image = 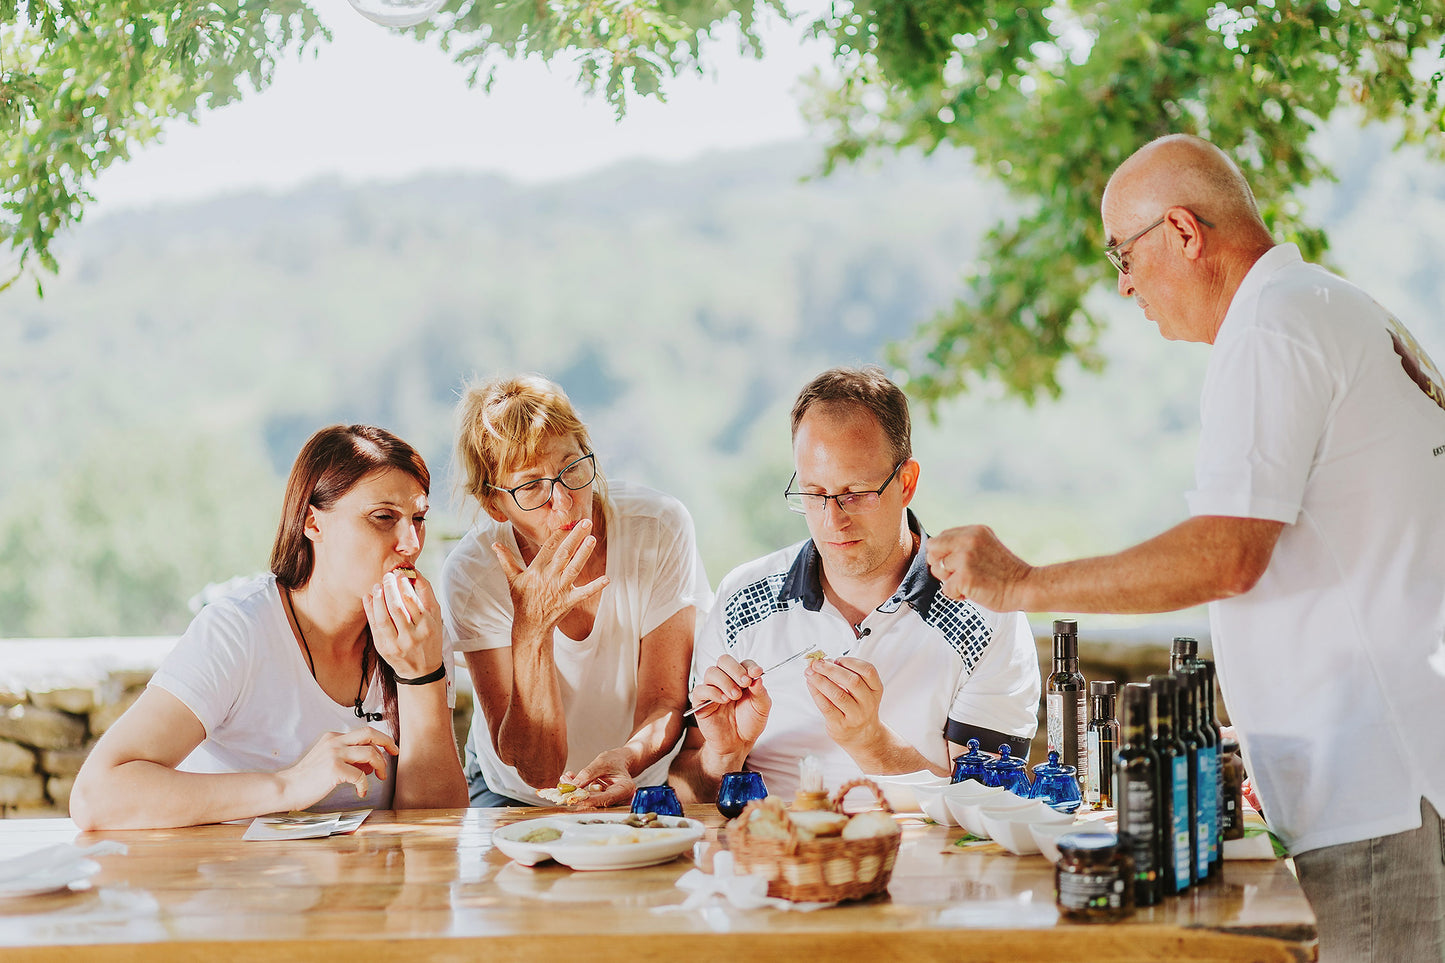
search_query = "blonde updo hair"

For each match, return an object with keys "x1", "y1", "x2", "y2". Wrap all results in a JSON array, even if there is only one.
[{"x1": 454, "y1": 374, "x2": 609, "y2": 514}]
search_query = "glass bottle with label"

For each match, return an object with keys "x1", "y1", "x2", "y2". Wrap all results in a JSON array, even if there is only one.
[
  {"x1": 1047, "y1": 619, "x2": 1088, "y2": 785},
  {"x1": 1199, "y1": 659, "x2": 1225, "y2": 874},
  {"x1": 1115, "y1": 683, "x2": 1161, "y2": 907},
  {"x1": 1173, "y1": 667, "x2": 1206, "y2": 884},
  {"x1": 1148, "y1": 673, "x2": 1192, "y2": 894},
  {"x1": 1183, "y1": 662, "x2": 1220, "y2": 878},
  {"x1": 1085, "y1": 680, "x2": 1118, "y2": 810}
]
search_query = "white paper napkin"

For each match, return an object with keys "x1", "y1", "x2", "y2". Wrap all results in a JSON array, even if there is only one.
[
  {"x1": 0, "y1": 841, "x2": 126, "y2": 898},
  {"x1": 653, "y1": 851, "x2": 835, "y2": 913}
]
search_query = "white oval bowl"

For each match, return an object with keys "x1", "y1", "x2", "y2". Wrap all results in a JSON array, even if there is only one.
[
  {"x1": 1029, "y1": 818, "x2": 1111, "y2": 863},
  {"x1": 943, "y1": 783, "x2": 1006, "y2": 826},
  {"x1": 980, "y1": 813, "x2": 1045, "y2": 856},
  {"x1": 958, "y1": 794, "x2": 1031, "y2": 837},
  {"x1": 874, "y1": 770, "x2": 949, "y2": 813},
  {"x1": 910, "y1": 783, "x2": 958, "y2": 827}
]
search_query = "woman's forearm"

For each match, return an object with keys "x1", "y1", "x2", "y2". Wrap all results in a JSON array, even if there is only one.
[
  {"x1": 616, "y1": 707, "x2": 685, "y2": 776},
  {"x1": 493, "y1": 626, "x2": 569, "y2": 785},
  {"x1": 393, "y1": 686, "x2": 469, "y2": 809},
  {"x1": 71, "y1": 762, "x2": 290, "y2": 831}
]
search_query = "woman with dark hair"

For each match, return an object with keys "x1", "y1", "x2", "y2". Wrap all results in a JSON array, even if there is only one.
[{"x1": 70, "y1": 425, "x2": 468, "y2": 830}]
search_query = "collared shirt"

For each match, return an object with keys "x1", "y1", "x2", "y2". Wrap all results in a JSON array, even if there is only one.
[
  {"x1": 1190, "y1": 243, "x2": 1445, "y2": 854},
  {"x1": 691, "y1": 512, "x2": 1041, "y2": 800}
]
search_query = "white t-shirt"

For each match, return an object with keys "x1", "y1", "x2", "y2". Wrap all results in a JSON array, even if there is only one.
[
  {"x1": 150, "y1": 574, "x2": 396, "y2": 812},
  {"x1": 442, "y1": 482, "x2": 712, "y2": 806},
  {"x1": 693, "y1": 515, "x2": 1041, "y2": 801},
  {"x1": 1188, "y1": 243, "x2": 1445, "y2": 855}
]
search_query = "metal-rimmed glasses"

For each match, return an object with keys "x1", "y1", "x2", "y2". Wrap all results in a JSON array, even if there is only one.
[
  {"x1": 488, "y1": 452, "x2": 596, "y2": 511},
  {"x1": 1104, "y1": 211, "x2": 1214, "y2": 275},
  {"x1": 784, "y1": 460, "x2": 904, "y2": 516}
]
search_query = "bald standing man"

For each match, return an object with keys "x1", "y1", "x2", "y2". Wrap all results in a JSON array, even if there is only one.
[{"x1": 927, "y1": 134, "x2": 1445, "y2": 962}]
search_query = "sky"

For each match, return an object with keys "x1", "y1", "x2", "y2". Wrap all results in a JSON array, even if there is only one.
[{"x1": 89, "y1": 1, "x2": 832, "y2": 213}]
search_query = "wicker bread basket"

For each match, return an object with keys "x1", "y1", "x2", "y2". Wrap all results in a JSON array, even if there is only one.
[{"x1": 727, "y1": 778, "x2": 901, "y2": 902}]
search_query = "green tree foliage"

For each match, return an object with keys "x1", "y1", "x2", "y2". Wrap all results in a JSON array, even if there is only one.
[
  {"x1": 801, "y1": 0, "x2": 1445, "y2": 402},
  {"x1": 0, "y1": 1, "x2": 326, "y2": 290},
  {"x1": 3, "y1": 0, "x2": 1444, "y2": 399}
]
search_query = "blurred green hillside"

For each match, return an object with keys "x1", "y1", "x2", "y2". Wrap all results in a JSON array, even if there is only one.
[{"x1": 2, "y1": 126, "x2": 1442, "y2": 637}]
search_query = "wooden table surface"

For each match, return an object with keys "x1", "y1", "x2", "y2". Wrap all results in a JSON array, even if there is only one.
[{"x1": 0, "y1": 806, "x2": 1315, "y2": 962}]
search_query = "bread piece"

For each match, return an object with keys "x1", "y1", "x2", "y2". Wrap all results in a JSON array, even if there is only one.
[
  {"x1": 841, "y1": 810, "x2": 901, "y2": 839},
  {"x1": 788, "y1": 810, "x2": 850, "y2": 838},
  {"x1": 537, "y1": 784, "x2": 590, "y2": 805}
]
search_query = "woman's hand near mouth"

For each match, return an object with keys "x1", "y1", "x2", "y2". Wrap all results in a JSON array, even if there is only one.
[{"x1": 493, "y1": 517, "x2": 610, "y2": 640}]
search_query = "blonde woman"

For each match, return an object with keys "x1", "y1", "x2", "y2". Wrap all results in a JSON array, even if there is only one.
[{"x1": 444, "y1": 375, "x2": 710, "y2": 807}]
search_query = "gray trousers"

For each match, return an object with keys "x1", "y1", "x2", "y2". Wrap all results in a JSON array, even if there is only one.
[{"x1": 1294, "y1": 797, "x2": 1445, "y2": 963}]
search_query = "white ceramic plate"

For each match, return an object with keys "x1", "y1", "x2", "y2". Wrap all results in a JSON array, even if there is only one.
[
  {"x1": 493, "y1": 814, "x2": 705, "y2": 871},
  {"x1": 0, "y1": 858, "x2": 100, "y2": 898}
]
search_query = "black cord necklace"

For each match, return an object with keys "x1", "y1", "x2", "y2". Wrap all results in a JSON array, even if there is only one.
[{"x1": 285, "y1": 587, "x2": 381, "y2": 722}]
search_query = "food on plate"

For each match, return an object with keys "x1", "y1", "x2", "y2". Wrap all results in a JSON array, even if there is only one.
[
  {"x1": 841, "y1": 810, "x2": 901, "y2": 839},
  {"x1": 519, "y1": 825, "x2": 564, "y2": 844},
  {"x1": 578, "y1": 813, "x2": 663, "y2": 829},
  {"x1": 538, "y1": 783, "x2": 592, "y2": 805}
]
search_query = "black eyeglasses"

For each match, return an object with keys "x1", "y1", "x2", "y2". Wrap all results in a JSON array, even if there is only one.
[
  {"x1": 1104, "y1": 211, "x2": 1214, "y2": 275},
  {"x1": 784, "y1": 461, "x2": 905, "y2": 516},
  {"x1": 488, "y1": 452, "x2": 596, "y2": 511}
]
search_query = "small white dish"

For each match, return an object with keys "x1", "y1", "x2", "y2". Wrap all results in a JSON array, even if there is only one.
[
  {"x1": 874, "y1": 770, "x2": 948, "y2": 813},
  {"x1": 910, "y1": 783, "x2": 958, "y2": 827},
  {"x1": 958, "y1": 792, "x2": 1034, "y2": 838},
  {"x1": 943, "y1": 782, "x2": 1007, "y2": 829},
  {"x1": 1030, "y1": 818, "x2": 1111, "y2": 863},
  {"x1": 492, "y1": 814, "x2": 705, "y2": 871},
  {"x1": 980, "y1": 804, "x2": 1073, "y2": 856}
]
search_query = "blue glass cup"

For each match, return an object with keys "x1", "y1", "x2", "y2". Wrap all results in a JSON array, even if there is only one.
[
  {"x1": 631, "y1": 785, "x2": 684, "y2": 817},
  {"x1": 717, "y1": 771, "x2": 768, "y2": 819}
]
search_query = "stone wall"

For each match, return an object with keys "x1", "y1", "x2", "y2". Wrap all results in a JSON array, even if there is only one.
[{"x1": 1, "y1": 621, "x2": 1209, "y2": 817}]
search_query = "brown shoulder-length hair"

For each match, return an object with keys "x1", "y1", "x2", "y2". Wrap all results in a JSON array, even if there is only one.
[{"x1": 270, "y1": 425, "x2": 430, "y2": 737}]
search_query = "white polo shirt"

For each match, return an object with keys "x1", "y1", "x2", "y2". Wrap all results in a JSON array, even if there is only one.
[
  {"x1": 1188, "y1": 243, "x2": 1445, "y2": 855},
  {"x1": 692, "y1": 513, "x2": 1041, "y2": 800}
]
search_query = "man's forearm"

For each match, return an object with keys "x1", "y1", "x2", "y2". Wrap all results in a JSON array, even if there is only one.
[
  {"x1": 1013, "y1": 516, "x2": 1282, "y2": 613},
  {"x1": 842, "y1": 726, "x2": 949, "y2": 779}
]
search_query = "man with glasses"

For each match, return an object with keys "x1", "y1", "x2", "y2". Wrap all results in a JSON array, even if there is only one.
[
  {"x1": 671, "y1": 365, "x2": 1040, "y2": 803},
  {"x1": 927, "y1": 134, "x2": 1445, "y2": 962}
]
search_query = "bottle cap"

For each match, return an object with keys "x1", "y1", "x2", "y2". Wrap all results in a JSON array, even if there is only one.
[
  {"x1": 1089, "y1": 680, "x2": 1117, "y2": 696},
  {"x1": 1053, "y1": 618, "x2": 1078, "y2": 636},
  {"x1": 1171, "y1": 636, "x2": 1199, "y2": 659}
]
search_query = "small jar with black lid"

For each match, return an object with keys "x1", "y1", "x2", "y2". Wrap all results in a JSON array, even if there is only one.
[{"x1": 1055, "y1": 832, "x2": 1135, "y2": 923}]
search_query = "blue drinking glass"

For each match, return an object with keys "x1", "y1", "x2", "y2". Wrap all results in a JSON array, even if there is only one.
[
  {"x1": 1028, "y1": 750, "x2": 1082, "y2": 813},
  {"x1": 630, "y1": 785, "x2": 684, "y2": 817},
  {"x1": 951, "y1": 738, "x2": 992, "y2": 785},
  {"x1": 717, "y1": 771, "x2": 768, "y2": 819},
  {"x1": 983, "y1": 744, "x2": 1032, "y2": 797}
]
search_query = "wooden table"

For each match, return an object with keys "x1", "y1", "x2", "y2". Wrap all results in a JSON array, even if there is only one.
[{"x1": 0, "y1": 807, "x2": 1315, "y2": 962}]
